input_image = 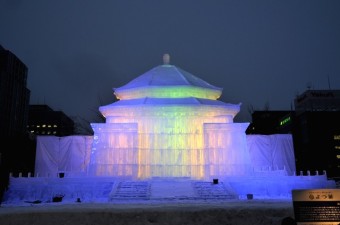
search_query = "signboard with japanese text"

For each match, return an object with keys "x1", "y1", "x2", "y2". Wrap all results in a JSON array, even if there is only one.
[{"x1": 292, "y1": 189, "x2": 340, "y2": 225}]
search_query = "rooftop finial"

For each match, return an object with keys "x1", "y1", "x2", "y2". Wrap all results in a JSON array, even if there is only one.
[{"x1": 163, "y1": 53, "x2": 170, "y2": 65}]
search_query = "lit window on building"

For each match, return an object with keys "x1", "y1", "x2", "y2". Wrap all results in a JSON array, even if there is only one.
[
  {"x1": 53, "y1": 131, "x2": 56, "y2": 134},
  {"x1": 335, "y1": 146, "x2": 340, "y2": 150},
  {"x1": 334, "y1": 135, "x2": 340, "y2": 140},
  {"x1": 36, "y1": 125, "x2": 40, "y2": 128},
  {"x1": 48, "y1": 125, "x2": 51, "y2": 128},
  {"x1": 42, "y1": 124, "x2": 46, "y2": 128},
  {"x1": 53, "y1": 125, "x2": 57, "y2": 128},
  {"x1": 337, "y1": 155, "x2": 340, "y2": 159},
  {"x1": 279, "y1": 117, "x2": 291, "y2": 126}
]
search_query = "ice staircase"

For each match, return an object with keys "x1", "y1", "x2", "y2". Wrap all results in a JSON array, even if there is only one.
[
  {"x1": 109, "y1": 179, "x2": 238, "y2": 201},
  {"x1": 109, "y1": 181, "x2": 151, "y2": 200},
  {"x1": 194, "y1": 181, "x2": 238, "y2": 200}
]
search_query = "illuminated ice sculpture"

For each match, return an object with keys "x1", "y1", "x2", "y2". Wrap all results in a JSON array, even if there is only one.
[{"x1": 89, "y1": 54, "x2": 252, "y2": 179}]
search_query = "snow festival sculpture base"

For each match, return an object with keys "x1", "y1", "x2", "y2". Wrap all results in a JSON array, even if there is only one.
[{"x1": 88, "y1": 55, "x2": 251, "y2": 179}]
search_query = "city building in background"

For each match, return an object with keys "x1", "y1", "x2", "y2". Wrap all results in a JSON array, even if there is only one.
[
  {"x1": 28, "y1": 105, "x2": 75, "y2": 137},
  {"x1": 0, "y1": 45, "x2": 33, "y2": 201},
  {"x1": 294, "y1": 90, "x2": 340, "y2": 113},
  {"x1": 248, "y1": 89, "x2": 340, "y2": 179},
  {"x1": 292, "y1": 90, "x2": 340, "y2": 179},
  {"x1": 0, "y1": 45, "x2": 30, "y2": 138},
  {"x1": 246, "y1": 110, "x2": 292, "y2": 135}
]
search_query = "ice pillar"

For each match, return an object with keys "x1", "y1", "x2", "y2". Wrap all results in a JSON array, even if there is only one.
[{"x1": 204, "y1": 122, "x2": 252, "y2": 177}]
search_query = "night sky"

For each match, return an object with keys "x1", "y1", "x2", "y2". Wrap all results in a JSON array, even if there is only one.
[{"x1": 1, "y1": 0, "x2": 340, "y2": 122}]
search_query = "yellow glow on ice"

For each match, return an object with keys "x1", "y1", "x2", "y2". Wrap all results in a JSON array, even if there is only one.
[
  {"x1": 115, "y1": 86, "x2": 221, "y2": 100},
  {"x1": 90, "y1": 105, "x2": 233, "y2": 179}
]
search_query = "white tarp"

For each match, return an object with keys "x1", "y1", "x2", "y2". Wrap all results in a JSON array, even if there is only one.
[
  {"x1": 246, "y1": 134, "x2": 296, "y2": 175},
  {"x1": 34, "y1": 134, "x2": 295, "y2": 177},
  {"x1": 35, "y1": 135, "x2": 93, "y2": 177}
]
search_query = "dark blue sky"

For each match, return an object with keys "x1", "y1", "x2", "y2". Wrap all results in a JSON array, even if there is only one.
[{"x1": 1, "y1": 0, "x2": 340, "y2": 122}]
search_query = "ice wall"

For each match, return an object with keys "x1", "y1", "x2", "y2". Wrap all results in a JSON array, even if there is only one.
[
  {"x1": 88, "y1": 107, "x2": 251, "y2": 179},
  {"x1": 204, "y1": 123, "x2": 252, "y2": 177},
  {"x1": 89, "y1": 123, "x2": 138, "y2": 177}
]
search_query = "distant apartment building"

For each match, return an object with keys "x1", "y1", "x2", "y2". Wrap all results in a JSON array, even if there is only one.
[
  {"x1": 0, "y1": 45, "x2": 30, "y2": 138},
  {"x1": 28, "y1": 105, "x2": 74, "y2": 136}
]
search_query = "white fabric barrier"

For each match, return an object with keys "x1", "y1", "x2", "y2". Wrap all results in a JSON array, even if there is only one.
[
  {"x1": 35, "y1": 136, "x2": 93, "y2": 177},
  {"x1": 246, "y1": 134, "x2": 296, "y2": 175},
  {"x1": 34, "y1": 134, "x2": 295, "y2": 177}
]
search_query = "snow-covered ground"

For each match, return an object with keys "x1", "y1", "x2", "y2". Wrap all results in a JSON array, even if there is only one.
[
  {"x1": 2, "y1": 175, "x2": 336, "y2": 225},
  {"x1": 0, "y1": 199, "x2": 295, "y2": 225}
]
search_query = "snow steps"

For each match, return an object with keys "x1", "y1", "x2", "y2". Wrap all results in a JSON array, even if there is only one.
[
  {"x1": 193, "y1": 182, "x2": 238, "y2": 200},
  {"x1": 109, "y1": 181, "x2": 151, "y2": 200},
  {"x1": 109, "y1": 180, "x2": 238, "y2": 201}
]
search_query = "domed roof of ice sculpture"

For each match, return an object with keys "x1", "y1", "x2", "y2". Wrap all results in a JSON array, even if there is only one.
[
  {"x1": 114, "y1": 54, "x2": 223, "y2": 100},
  {"x1": 100, "y1": 54, "x2": 241, "y2": 118}
]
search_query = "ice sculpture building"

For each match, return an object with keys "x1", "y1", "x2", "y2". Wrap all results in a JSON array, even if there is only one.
[
  {"x1": 3, "y1": 55, "x2": 335, "y2": 205},
  {"x1": 89, "y1": 54, "x2": 252, "y2": 179}
]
